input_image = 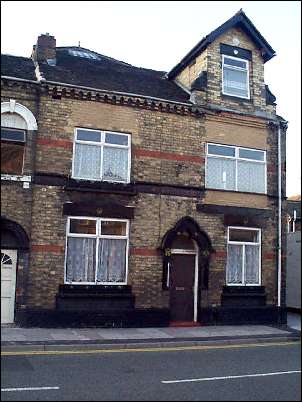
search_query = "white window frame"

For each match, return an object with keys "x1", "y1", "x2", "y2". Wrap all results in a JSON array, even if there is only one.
[
  {"x1": 72, "y1": 127, "x2": 131, "y2": 183},
  {"x1": 205, "y1": 142, "x2": 267, "y2": 194},
  {"x1": 64, "y1": 216, "x2": 130, "y2": 285},
  {"x1": 226, "y1": 226, "x2": 262, "y2": 286},
  {"x1": 1, "y1": 127, "x2": 26, "y2": 177},
  {"x1": 222, "y1": 55, "x2": 250, "y2": 100}
]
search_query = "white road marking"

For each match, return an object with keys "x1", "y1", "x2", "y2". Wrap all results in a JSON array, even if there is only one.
[
  {"x1": 162, "y1": 370, "x2": 301, "y2": 384},
  {"x1": 1, "y1": 386, "x2": 60, "y2": 392}
]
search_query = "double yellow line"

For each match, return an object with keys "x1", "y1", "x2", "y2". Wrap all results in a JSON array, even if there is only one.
[{"x1": 1, "y1": 341, "x2": 300, "y2": 356}]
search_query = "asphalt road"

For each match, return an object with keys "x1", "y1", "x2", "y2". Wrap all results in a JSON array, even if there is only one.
[{"x1": 1, "y1": 342, "x2": 301, "y2": 401}]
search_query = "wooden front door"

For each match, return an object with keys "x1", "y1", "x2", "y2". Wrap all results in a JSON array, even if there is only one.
[{"x1": 170, "y1": 254, "x2": 195, "y2": 322}]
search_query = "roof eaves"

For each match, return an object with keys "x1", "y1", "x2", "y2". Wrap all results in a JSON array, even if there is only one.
[{"x1": 167, "y1": 10, "x2": 276, "y2": 79}]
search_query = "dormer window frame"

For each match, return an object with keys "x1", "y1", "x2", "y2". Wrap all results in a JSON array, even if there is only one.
[{"x1": 222, "y1": 54, "x2": 250, "y2": 100}]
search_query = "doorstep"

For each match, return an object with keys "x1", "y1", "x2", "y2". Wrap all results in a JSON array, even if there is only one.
[{"x1": 169, "y1": 321, "x2": 202, "y2": 327}]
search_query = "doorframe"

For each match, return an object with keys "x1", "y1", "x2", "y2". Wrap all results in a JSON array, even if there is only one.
[
  {"x1": 170, "y1": 244, "x2": 199, "y2": 322},
  {"x1": 1, "y1": 248, "x2": 18, "y2": 324}
]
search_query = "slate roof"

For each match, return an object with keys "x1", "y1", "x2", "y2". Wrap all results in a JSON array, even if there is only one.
[
  {"x1": 41, "y1": 47, "x2": 190, "y2": 102},
  {"x1": 168, "y1": 9, "x2": 276, "y2": 79},
  {"x1": 1, "y1": 48, "x2": 190, "y2": 103},
  {"x1": 1, "y1": 54, "x2": 36, "y2": 81}
]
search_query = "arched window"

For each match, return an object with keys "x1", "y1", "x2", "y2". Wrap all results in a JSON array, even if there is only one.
[{"x1": 1, "y1": 100, "x2": 37, "y2": 176}]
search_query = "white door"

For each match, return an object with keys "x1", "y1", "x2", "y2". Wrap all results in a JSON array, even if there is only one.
[{"x1": 1, "y1": 249, "x2": 17, "y2": 324}]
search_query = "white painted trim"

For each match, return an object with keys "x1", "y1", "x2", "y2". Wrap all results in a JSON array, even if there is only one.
[
  {"x1": 205, "y1": 142, "x2": 267, "y2": 194},
  {"x1": 1, "y1": 249, "x2": 17, "y2": 324},
  {"x1": 1, "y1": 174, "x2": 31, "y2": 182},
  {"x1": 171, "y1": 244, "x2": 199, "y2": 322},
  {"x1": 222, "y1": 55, "x2": 250, "y2": 100},
  {"x1": 65, "y1": 216, "x2": 129, "y2": 286},
  {"x1": 72, "y1": 127, "x2": 131, "y2": 184},
  {"x1": 226, "y1": 227, "x2": 261, "y2": 286},
  {"x1": 1, "y1": 101, "x2": 37, "y2": 131}
]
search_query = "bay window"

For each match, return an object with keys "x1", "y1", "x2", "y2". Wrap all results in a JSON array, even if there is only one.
[
  {"x1": 226, "y1": 227, "x2": 261, "y2": 286},
  {"x1": 206, "y1": 143, "x2": 266, "y2": 193},
  {"x1": 72, "y1": 128, "x2": 131, "y2": 183},
  {"x1": 65, "y1": 217, "x2": 129, "y2": 285},
  {"x1": 222, "y1": 55, "x2": 249, "y2": 99}
]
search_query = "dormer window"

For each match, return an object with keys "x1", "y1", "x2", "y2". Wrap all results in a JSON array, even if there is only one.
[{"x1": 222, "y1": 55, "x2": 250, "y2": 99}]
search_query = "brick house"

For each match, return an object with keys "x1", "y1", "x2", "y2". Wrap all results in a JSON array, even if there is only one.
[{"x1": 1, "y1": 10, "x2": 288, "y2": 327}]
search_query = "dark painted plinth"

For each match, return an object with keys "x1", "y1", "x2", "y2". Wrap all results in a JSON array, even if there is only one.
[
  {"x1": 15, "y1": 308, "x2": 170, "y2": 328},
  {"x1": 221, "y1": 286, "x2": 267, "y2": 307},
  {"x1": 199, "y1": 306, "x2": 287, "y2": 325},
  {"x1": 56, "y1": 284, "x2": 135, "y2": 311}
]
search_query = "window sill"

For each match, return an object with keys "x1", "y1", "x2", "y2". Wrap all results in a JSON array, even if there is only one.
[
  {"x1": 221, "y1": 93, "x2": 252, "y2": 103},
  {"x1": 1, "y1": 174, "x2": 31, "y2": 182},
  {"x1": 205, "y1": 187, "x2": 267, "y2": 196}
]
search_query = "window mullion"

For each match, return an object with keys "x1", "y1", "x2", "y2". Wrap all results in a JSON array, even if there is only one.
[{"x1": 100, "y1": 143, "x2": 104, "y2": 180}]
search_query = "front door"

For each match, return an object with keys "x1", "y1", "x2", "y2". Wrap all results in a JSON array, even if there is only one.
[
  {"x1": 1, "y1": 249, "x2": 17, "y2": 324},
  {"x1": 170, "y1": 254, "x2": 195, "y2": 322}
]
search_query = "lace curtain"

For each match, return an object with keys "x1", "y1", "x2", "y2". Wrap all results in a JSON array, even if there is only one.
[
  {"x1": 97, "y1": 239, "x2": 127, "y2": 283},
  {"x1": 237, "y1": 161, "x2": 265, "y2": 193},
  {"x1": 103, "y1": 147, "x2": 128, "y2": 182},
  {"x1": 245, "y1": 245, "x2": 259, "y2": 284},
  {"x1": 66, "y1": 237, "x2": 96, "y2": 282},
  {"x1": 206, "y1": 157, "x2": 236, "y2": 190},
  {"x1": 74, "y1": 144, "x2": 101, "y2": 179},
  {"x1": 226, "y1": 245, "x2": 243, "y2": 284}
]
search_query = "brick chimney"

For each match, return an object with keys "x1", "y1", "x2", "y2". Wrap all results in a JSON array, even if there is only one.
[{"x1": 32, "y1": 33, "x2": 56, "y2": 64}]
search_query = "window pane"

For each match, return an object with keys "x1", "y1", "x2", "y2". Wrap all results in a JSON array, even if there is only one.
[
  {"x1": 1, "y1": 128, "x2": 25, "y2": 142},
  {"x1": 239, "y1": 148, "x2": 265, "y2": 161},
  {"x1": 229, "y1": 229, "x2": 259, "y2": 243},
  {"x1": 224, "y1": 57, "x2": 247, "y2": 69},
  {"x1": 101, "y1": 221, "x2": 127, "y2": 236},
  {"x1": 237, "y1": 160, "x2": 265, "y2": 193},
  {"x1": 103, "y1": 147, "x2": 128, "y2": 182},
  {"x1": 206, "y1": 157, "x2": 236, "y2": 190},
  {"x1": 97, "y1": 239, "x2": 127, "y2": 283},
  {"x1": 77, "y1": 129, "x2": 101, "y2": 142},
  {"x1": 1, "y1": 142, "x2": 24, "y2": 174},
  {"x1": 245, "y1": 245, "x2": 260, "y2": 284},
  {"x1": 105, "y1": 133, "x2": 128, "y2": 146},
  {"x1": 74, "y1": 143, "x2": 101, "y2": 179},
  {"x1": 208, "y1": 144, "x2": 235, "y2": 157},
  {"x1": 223, "y1": 67, "x2": 248, "y2": 97},
  {"x1": 226, "y1": 245, "x2": 243, "y2": 284},
  {"x1": 66, "y1": 237, "x2": 96, "y2": 282},
  {"x1": 69, "y1": 219, "x2": 96, "y2": 234}
]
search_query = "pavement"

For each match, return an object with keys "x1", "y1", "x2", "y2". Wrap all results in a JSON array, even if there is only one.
[
  {"x1": 1, "y1": 318, "x2": 300, "y2": 352},
  {"x1": 287, "y1": 312, "x2": 301, "y2": 331}
]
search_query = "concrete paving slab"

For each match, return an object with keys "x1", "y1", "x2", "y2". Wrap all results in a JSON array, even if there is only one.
[{"x1": 287, "y1": 312, "x2": 301, "y2": 331}]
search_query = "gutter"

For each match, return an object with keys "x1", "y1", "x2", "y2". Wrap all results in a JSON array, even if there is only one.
[
  {"x1": 1, "y1": 75, "x2": 40, "y2": 85},
  {"x1": 1, "y1": 75, "x2": 193, "y2": 107}
]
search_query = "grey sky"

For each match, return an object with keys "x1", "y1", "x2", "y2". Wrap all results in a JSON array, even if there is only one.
[{"x1": 1, "y1": 1, "x2": 301, "y2": 196}]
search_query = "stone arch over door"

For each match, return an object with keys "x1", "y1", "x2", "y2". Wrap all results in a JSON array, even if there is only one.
[
  {"x1": 161, "y1": 217, "x2": 214, "y2": 322},
  {"x1": 1, "y1": 217, "x2": 30, "y2": 323}
]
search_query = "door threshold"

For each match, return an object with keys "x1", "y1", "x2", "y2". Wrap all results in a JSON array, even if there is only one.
[{"x1": 169, "y1": 321, "x2": 201, "y2": 327}]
